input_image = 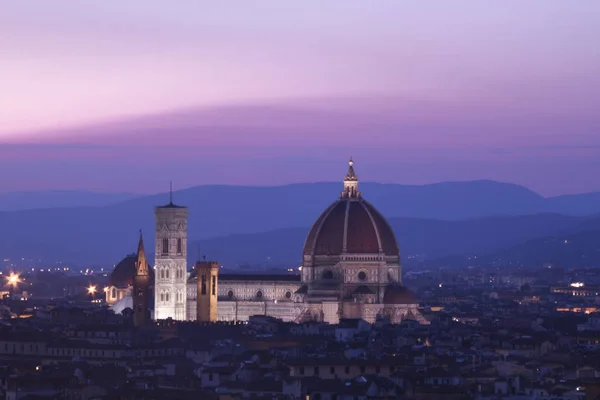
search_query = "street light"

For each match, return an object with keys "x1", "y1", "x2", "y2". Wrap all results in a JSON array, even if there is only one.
[
  {"x1": 7, "y1": 273, "x2": 19, "y2": 286},
  {"x1": 87, "y1": 285, "x2": 97, "y2": 295},
  {"x1": 4, "y1": 273, "x2": 20, "y2": 299}
]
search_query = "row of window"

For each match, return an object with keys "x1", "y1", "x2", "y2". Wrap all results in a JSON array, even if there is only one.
[
  {"x1": 200, "y1": 274, "x2": 217, "y2": 296},
  {"x1": 224, "y1": 290, "x2": 293, "y2": 299},
  {"x1": 298, "y1": 365, "x2": 382, "y2": 375},
  {"x1": 160, "y1": 237, "x2": 183, "y2": 255},
  {"x1": 158, "y1": 267, "x2": 185, "y2": 280},
  {"x1": 321, "y1": 270, "x2": 367, "y2": 281},
  {"x1": 158, "y1": 290, "x2": 185, "y2": 303}
]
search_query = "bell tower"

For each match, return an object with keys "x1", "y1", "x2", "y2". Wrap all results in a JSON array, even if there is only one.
[
  {"x1": 133, "y1": 230, "x2": 150, "y2": 327},
  {"x1": 196, "y1": 261, "x2": 219, "y2": 323},
  {"x1": 154, "y1": 184, "x2": 188, "y2": 320}
]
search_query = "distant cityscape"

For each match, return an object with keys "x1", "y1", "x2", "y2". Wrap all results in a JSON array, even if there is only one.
[{"x1": 2, "y1": 160, "x2": 600, "y2": 399}]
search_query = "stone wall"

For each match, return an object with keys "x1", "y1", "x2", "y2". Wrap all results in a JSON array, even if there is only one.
[{"x1": 186, "y1": 280, "x2": 302, "y2": 302}]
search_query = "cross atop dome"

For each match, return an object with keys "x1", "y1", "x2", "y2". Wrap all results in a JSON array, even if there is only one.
[{"x1": 341, "y1": 157, "x2": 361, "y2": 199}]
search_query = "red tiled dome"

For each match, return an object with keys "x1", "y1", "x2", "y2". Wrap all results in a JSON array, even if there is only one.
[
  {"x1": 303, "y1": 159, "x2": 399, "y2": 258},
  {"x1": 109, "y1": 254, "x2": 154, "y2": 288},
  {"x1": 383, "y1": 284, "x2": 418, "y2": 304},
  {"x1": 303, "y1": 198, "x2": 400, "y2": 257}
]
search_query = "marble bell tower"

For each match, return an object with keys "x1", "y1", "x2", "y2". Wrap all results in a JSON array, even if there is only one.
[{"x1": 154, "y1": 186, "x2": 188, "y2": 320}]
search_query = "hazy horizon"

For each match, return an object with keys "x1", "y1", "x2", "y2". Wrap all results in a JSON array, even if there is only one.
[{"x1": 2, "y1": 1, "x2": 599, "y2": 196}]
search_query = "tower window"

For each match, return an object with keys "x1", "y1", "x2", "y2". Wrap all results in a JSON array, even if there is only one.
[
  {"x1": 285, "y1": 291, "x2": 292, "y2": 299},
  {"x1": 256, "y1": 290, "x2": 263, "y2": 298},
  {"x1": 227, "y1": 290, "x2": 234, "y2": 299},
  {"x1": 165, "y1": 292, "x2": 169, "y2": 302},
  {"x1": 201, "y1": 275, "x2": 207, "y2": 295},
  {"x1": 177, "y1": 238, "x2": 182, "y2": 254},
  {"x1": 358, "y1": 271, "x2": 367, "y2": 281},
  {"x1": 162, "y1": 238, "x2": 169, "y2": 255},
  {"x1": 165, "y1": 269, "x2": 170, "y2": 279},
  {"x1": 322, "y1": 270, "x2": 334, "y2": 280},
  {"x1": 160, "y1": 293, "x2": 164, "y2": 302},
  {"x1": 212, "y1": 275, "x2": 216, "y2": 296}
]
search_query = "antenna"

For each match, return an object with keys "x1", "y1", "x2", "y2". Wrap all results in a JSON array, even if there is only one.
[{"x1": 169, "y1": 181, "x2": 173, "y2": 204}]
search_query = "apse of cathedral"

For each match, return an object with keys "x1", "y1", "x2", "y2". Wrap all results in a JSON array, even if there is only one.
[{"x1": 107, "y1": 159, "x2": 428, "y2": 325}]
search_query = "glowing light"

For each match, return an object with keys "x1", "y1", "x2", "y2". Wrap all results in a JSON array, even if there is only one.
[
  {"x1": 7, "y1": 273, "x2": 20, "y2": 286},
  {"x1": 87, "y1": 285, "x2": 97, "y2": 295},
  {"x1": 103, "y1": 287, "x2": 109, "y2": 293},
  {"x1": 570, "y1": 282, "x2": 584, "y2": 288}
]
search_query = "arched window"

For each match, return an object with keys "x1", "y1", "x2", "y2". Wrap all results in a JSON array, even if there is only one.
[
  {"x1": 165, "y1": 291, "x2": 170, "y2": 302},
  {"x1": 201, "y1": 275, "x2": 207, "y2": 295},
  {"x1": 165, "y1": 268, "x2": 170, "y2": 279},
  {"x1": 111, "y1": 288, "x2": 117, "y2": 298},
  {"x1": 160, "y1": 293, "x2": 164, "y2": 302},
  {"x1": 322, "y1": 270, "x2": 334, "y2": 280}
]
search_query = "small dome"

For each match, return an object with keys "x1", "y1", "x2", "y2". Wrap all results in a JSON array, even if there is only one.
[
  {"x1": 109, "y1": 254, "x2": 154, "y2": 289},
  {"x1": 383, "y1": 285, "x2": 418, "y2": 304}
]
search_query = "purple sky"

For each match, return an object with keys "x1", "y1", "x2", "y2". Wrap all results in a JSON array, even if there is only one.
[{"x1": 1, "y1": 1, "x2": 599, "y2": 196}]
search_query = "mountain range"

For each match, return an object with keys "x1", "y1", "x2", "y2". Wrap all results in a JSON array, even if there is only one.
[
  {"x1": 1, "y1": 180, "x2": 600, "y2": 268},
  {"x1": 0, "y1": 190, "x2": 136, "y2": 211},
  {"x1": 192, "y1": 213, "x2": 599, "y2": 267}
]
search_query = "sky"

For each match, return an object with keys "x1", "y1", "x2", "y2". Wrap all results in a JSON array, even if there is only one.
[{"x1": 1, "y1": 1, "x2": 599, "y2": 196}]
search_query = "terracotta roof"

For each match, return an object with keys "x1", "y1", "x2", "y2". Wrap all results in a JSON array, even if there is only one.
[
  {"x1": 303, "y1": 199, "x2": 399, "y2": 257},
  {"x1": 303, "y1": 159, "x2": 399, "y2": 258}
]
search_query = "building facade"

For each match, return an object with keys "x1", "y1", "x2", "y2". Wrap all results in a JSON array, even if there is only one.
[
  {"x1": 185, "y1": 160, "x2": 426, "y2": 324},
  {"x1": 153, "y1": 199, "x2": 188, "y2": 321},
  {"x1": 109, "y1": 159, "x2": 427, "y2": 325}
]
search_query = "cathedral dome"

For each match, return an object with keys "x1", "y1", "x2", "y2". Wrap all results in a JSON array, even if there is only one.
[
  {"x1": 109, "y1": 254, "x2": 154, "y2": 289},
  {"x1": 302, "y1": 159, "x2": 399, "y2": 257},
  {"x1": 383, "y1": 284, "x2": 418, "y2": 304}
]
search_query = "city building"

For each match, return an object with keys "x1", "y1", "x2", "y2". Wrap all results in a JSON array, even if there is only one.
[{"x1": 108, "y1": 159, "x2": 426, "y2": 324}]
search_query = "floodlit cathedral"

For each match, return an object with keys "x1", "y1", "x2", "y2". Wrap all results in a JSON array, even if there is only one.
[{"x1": 107, "y1": 159, "x2": 427, "y2": 325}]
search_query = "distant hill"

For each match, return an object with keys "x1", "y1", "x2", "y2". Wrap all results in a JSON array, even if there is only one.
[
  {"x1": 192, "y1": 213, "x2": 586, "y2": 266},
  {"x1": 1, "y1": 180, "x2": 600, "y2": 266},
  {"x1": 0, "y1": 190, "x2": 136, "y2": 211},
  {"x1": 433, "y1": 228, "x2": 600, "y2": 269}
]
